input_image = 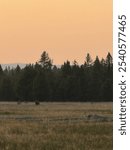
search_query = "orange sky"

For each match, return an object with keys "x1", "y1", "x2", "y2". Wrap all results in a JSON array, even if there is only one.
[{"x1": 0, "y1": 0, "x2": 112, "y2": 64}]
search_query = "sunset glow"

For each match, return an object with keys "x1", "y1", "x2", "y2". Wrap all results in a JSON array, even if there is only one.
[{"x1": 0, "y1": 0, "x2": 112, "y2": 64}]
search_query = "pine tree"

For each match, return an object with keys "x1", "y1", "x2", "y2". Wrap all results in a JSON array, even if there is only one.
[
  {"x1": 39, "y1": 51, "x2": 53, "y2": 70},
  {"x1": 85, "y1": 53, "x2": 92, "y2": 67}
]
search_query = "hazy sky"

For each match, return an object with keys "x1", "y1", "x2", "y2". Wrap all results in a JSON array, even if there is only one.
[{"x1": 0, "y1": 0, "x2": 112, "y2": 64}]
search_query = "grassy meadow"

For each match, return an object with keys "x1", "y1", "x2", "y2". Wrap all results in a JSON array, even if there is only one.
[{"x1": 0, "y1": 102, "x2": 113, "y2": 150}]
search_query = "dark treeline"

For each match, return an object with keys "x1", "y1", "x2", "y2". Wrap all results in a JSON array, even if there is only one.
[{"x1": 0, "y1": 51, "x2": 113, "y2": 102}]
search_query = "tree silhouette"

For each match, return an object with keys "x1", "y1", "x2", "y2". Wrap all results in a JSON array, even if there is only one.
[
  {"x1": 0, "y1": 51, "x2": 113, "y2": 102},
  {"x1": 85, "y1": 53, "x2": 93, "y2": 67},
  {"x1": 39, "y1": 51, "x2": 53, "y2": 70}
]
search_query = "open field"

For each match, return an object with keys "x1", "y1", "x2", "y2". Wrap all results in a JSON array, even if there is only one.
[{"x1": 0, "y1": 102, "x2": 113, "y2": 150}]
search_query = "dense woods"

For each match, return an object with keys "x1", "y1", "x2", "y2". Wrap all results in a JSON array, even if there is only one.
[{"x1": 0, "y1": 51, "x2": 113, "y2": 102}]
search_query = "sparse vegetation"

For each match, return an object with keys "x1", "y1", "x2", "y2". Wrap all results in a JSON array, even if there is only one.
[{"x1": 0, "y1": 102, "x2": 112, "y2": 150}]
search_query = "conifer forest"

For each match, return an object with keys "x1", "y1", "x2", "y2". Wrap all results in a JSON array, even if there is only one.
[{"x1": 0, "y1": 51, "x2": 113, "y2": 102}]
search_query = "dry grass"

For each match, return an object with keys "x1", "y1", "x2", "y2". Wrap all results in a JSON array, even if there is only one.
[{"x1": 0, "y1": 102, "x2": 113, "y2": 150}]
